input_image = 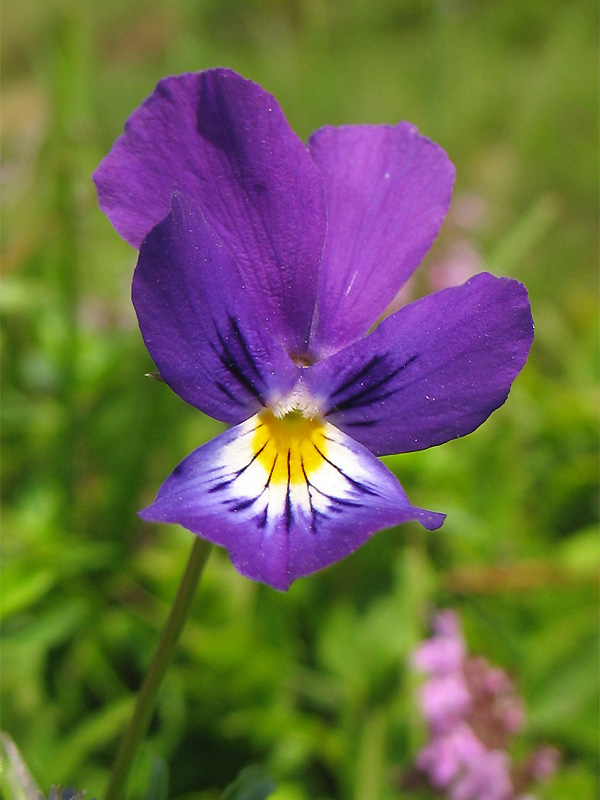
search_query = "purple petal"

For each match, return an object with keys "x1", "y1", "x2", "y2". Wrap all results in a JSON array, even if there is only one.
[
  {"x1": 418, "y1": 725, "x2": 488, "y2": 790},
  {"x1": 306, "y1": 124, "x2": 455, "y2": 357},
  {"x1": 304, "y1": 273, "x2": 534, "y2": 455},
  {"x1": 95, "y1": 69, "x2": 327, "y2": 353},
  {"x1": 133, "y1": 192, "x2": 300, "y2": 423},
  {"x1": 417, "y1": 732, "x2": 466, "y2": 789},
  {"x1": 413, "y1": 609, "x2": 466, "y2": 675},
  {"x1": 434, "y1": 609, "x2": 463, "y2": 638},
  {"x1": 140, "y1": 412, "x2": 444, "y2": 590},
  {"x1": 413, "y1": 637, "x2": 466, "y2": 676},
  {"x1": 450, "y1": 749, "x2": 513, "y2": 800},
  {"x1": 419, "y1": 674, "x2": 472, "y2": 732},
  {"x1": 528, "y1": 746, "x2": 560, "y2": 781}
]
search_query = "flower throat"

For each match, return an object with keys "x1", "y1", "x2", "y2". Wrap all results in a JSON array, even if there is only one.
[{"x1": 252, "y1": 409, "x2": 328, "y2": 486}]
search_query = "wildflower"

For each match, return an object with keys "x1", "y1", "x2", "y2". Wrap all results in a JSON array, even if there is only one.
[
  {"x1": 412, "y1": 611, "x2": 559, "y2": 800},
  {"x1": 94, "y1": 69, "x2": 533, "y2": 590},
  {"x1": 428, "y1": 240, "x2": 483, "y2": 292}
]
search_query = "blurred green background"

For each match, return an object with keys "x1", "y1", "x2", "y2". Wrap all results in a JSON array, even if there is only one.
[{"x1": 1, "y1": 0, "x2": 598, "y2": 798}]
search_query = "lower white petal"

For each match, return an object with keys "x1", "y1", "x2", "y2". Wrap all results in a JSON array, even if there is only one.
[{"x1": 141, "y1": 411, "x2": 444, "y2": 589}]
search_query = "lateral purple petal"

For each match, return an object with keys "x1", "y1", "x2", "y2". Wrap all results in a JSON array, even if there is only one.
[
  {"x1": 307, "y1": 124, "x2": 455, "y2": 357},
  {"x1": 133, "y1": 192, "x2": 300, "y2": 423},
  {"x1": 304, "y1": 273, "x2": 534, "y2": 455},
  {"x1": 94, "y1": 69, "x2": 327, "y2": 353},
  {"x1": 140, "y1": 414, "x2": 445, "y2": 591}
]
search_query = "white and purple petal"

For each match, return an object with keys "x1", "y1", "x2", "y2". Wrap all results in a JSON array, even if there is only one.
[
  {"x1": 140, "y1": 412, "x2": 444, "y2": 590},
  {"x1": 304, "y1": 273, "x2": 534, "y2": 455},
  {"x1": 133, "y1": 192, "x2": 300, "y2": 423},
  {"x1": 307, "y1": 123, "x2": 455, "y2": 357},
  {"x1": 95, "y1": 69, "x2": 327, "y2": 354}
]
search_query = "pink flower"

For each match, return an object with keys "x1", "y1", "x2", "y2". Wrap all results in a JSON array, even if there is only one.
[
  {"x1": 450, "y1": 748, "x2": 513, "y2": 800},
  {"x1": 528, "y1": 746, "x2": 560, "y2": 781},
  {"x1": 428, "y1": 241, "x2": 482, "y2": 292},
  {"x1": 413, "y1": 635, "x2": 466, "y2": 675},
  {"x1": 413, "y1": 610, "x2": 560, "y2": 800},
  {"x1": 420, "y1": 674, "x2": 472, "y2": 732}
]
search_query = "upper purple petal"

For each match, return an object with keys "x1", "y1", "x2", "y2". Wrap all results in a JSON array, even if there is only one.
[
  {"x1": 133, "y1": 192, "x2": 300, "y2": 424},
  {"x1": 94, "y1": 69, "x2": 327, "y2": 354},
  {"x1": 306, "y1": 123, "x2": 455, "y2": 357},
  {"x1": 304, "y1": 273, "x2": 534, "y2": 455}
]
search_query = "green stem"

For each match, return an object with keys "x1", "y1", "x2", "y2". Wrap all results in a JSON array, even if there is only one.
[
  {"x1": 354, "y1": 706, "x2": 387, "y2": 800},
  {"x1": 104, "y1": 537, "x2": 212, "y2": 800}
]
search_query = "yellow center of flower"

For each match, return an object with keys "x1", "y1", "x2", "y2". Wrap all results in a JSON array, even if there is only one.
[{"x1": 252, "y1": 409, "x2": 328, "y2": 485}]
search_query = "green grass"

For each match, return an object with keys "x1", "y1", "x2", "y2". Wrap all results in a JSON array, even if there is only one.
[{"x1": 1, "y1": 1, "x2": 598, "y2": 798}]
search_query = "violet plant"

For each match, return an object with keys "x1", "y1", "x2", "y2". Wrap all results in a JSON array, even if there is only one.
[
  {"x1": 92, "y1": 68, "x2": 534, "y2": 796},
  {"x1": 94, "y1": 68, "x2": 533, "y2": 591}
]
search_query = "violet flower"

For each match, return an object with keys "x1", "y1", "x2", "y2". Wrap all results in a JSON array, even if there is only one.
[
  {"x1": 94, "y1": 69, "x2": 533, "y2": 590},
  {"x1": 413, "y1": 611, "x2": 559, "y2": 800}
]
